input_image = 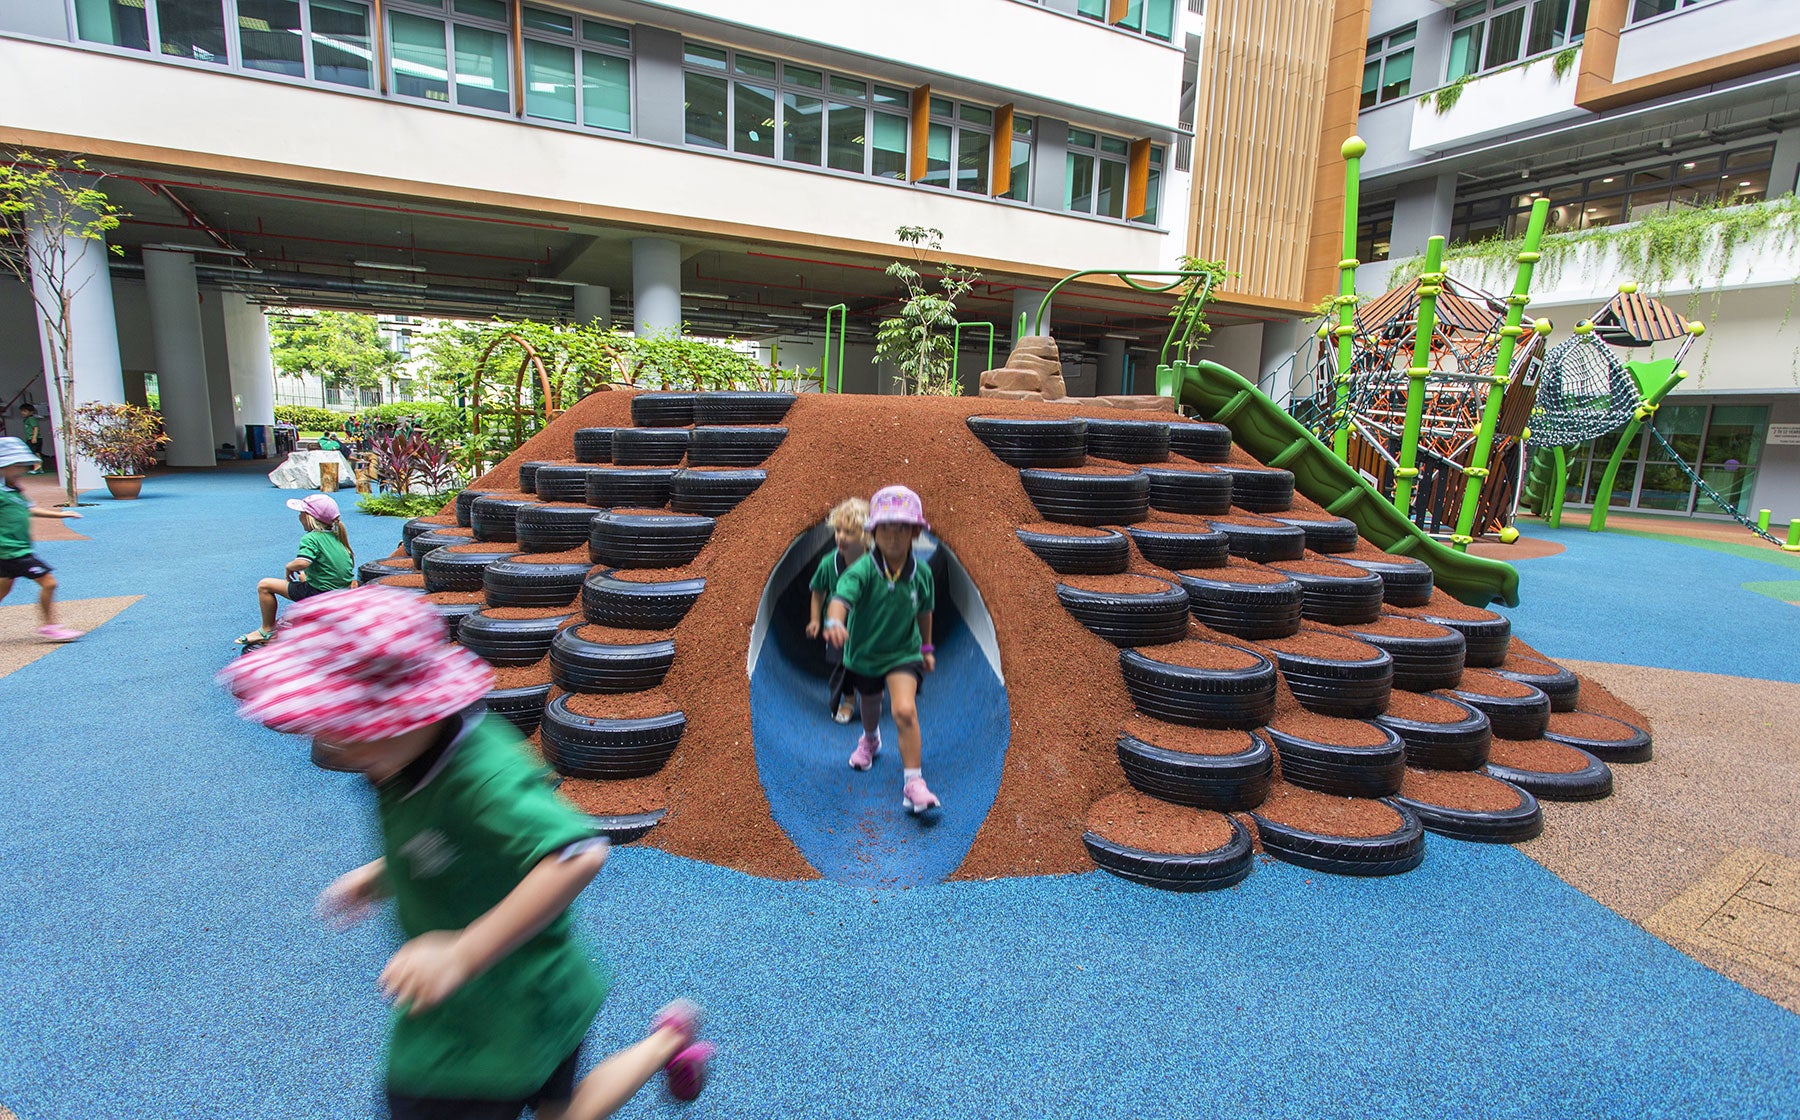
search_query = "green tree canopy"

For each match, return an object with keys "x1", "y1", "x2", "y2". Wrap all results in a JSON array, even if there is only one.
[{"x1": 270, "y1": 310, "x2": 401, "y2": 390}]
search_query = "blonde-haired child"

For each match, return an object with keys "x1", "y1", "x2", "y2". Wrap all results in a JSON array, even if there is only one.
[{"x1": 804, "y1": 497, "x2": 872, "y2": 723}]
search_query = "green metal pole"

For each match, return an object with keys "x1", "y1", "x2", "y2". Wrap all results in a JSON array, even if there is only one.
[
  {"x1": 1450, "y1": 197, "x2": 1550, "y2": 552},
  {"x1": 1329, "y1": 136, "x2": 1366, "y2": 460},
  {"x1": 1393, "y1": 235, "x2": 1445, "y2": 516},
  {"x1": 1588, "y1": 365, "x2": 1688, "y2": 531},
  {"x1": 1788, "y1": 521, "x2": 1799, "y2": 548},
  {"x1": 1547, "y1": 445, "x2": 1567, "y2": 528},
  {"x1": 952, "y1": 322, "x2": 996, "y2": 389},
  {"x1": 821, "y1": 304, "x2": 848, "y2": 392},
  {"x1": 1757, "y1": 508, "x2": 1772, "y2": 533}
]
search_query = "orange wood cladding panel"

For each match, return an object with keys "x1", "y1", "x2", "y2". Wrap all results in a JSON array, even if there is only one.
[
  {"x1": 1303, "y1": 0, "x2": 1372, "y2": 306},
  {"x1": 909, "y1": 84, "x2": 931, "y2": 183},
  {"x1": 1108, "y1": 0, "x2": 1130, "y2": 25},
  {"x1": 993, "y1": 103, "x2": 1015, "y2": 198},
  {"x1": 1127, "y1": 138, "x2": 1151, "y2": 220},
  {"x1": 372, "y1": 0, "x2": 388, "y2": 95},
  {"x1": 511, "y1": 1, "x2": 526, "y2": 118}
]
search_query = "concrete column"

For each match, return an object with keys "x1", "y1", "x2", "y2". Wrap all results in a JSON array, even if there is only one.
[
  {"x1": 573, "y1": 284, "x2": 613, "y2": 329},
  {"x1": 1389, "y1": 173, "x2": 1458, "y2": 260},
  {"x1": 632, "y1": 26, "x2": 686, "y2": 145},
  {"x1": 1098, "y1": 338, "x2": 1126, "y2": 397},
  {"x1": 201, "y1": 290, "x2": 237, "y2": 451},
  {"x1": 1770, "y1": 123, "x2": 1800, "y2": 199},
  {"x1": 1031, "y1": 118, "x2": 1071, "y2": 212},
  {"x1": 143, "y1": 249, "x2": 215, "y2": 467},
  {"x1": 632, "y1": 238, "x2": 682, "y2": 338},
  {"x1": 224, "y1": 295, "x2": 277, "y2": 435},
  {"x1": 1013, "y1": 286, "x2": 1050, "y2": 338},
  {"x1": 27, "y1": 219, "x2": 126, "y2": 491}
]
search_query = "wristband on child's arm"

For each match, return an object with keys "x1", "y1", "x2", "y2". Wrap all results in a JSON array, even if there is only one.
[
  {"x1": 823, "y1": 618, "x2": 845, "y2": 631},
  {"x1": 920, "y1": 643, "x2": 934, "y2": 653}
]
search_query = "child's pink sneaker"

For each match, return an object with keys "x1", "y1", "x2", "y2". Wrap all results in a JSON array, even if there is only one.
[
  {"x1": 902, "y1": 775, "x2": 940, "y2": 814},
  {"x1": 848, "y1": 731, "x2": 880, "y2": 771},
  {"x1": 665, "y1": 1042, "x2": 714, "y2": 1103},
  {"x1": 37, "y1": 625, "x2": 83, "y2": 643},
  {"x1": 651, "y1": 998, "x2": 702, "y2": 1052}
]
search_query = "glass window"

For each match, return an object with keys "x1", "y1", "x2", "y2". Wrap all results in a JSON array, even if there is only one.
[
  {"x1": 1066, "y1": 151, "x2": 1095, "y2": 212},
  {"x1": 1482, "y1": 5, "x2": 1526, "y2": 69},
  {"x1": 684, "y1": 43, "x2": 727, "y2": 69},
  {"x1": 831, "y1": 76, "x2": 867, "y2": 99},
  {"x1": 159, "y1": 0, "x2": 230, "y2": 63},
  {"x1": 957, "y1": 128, "x2": 990, "y2": 194},
  {"x1": 1629, "y1": 0, "x2": 1707, "y2": 22},
  {"x1": 1096, "y1": 156, "x2": 1127, "y2": 218},
  {"x1": 582, "y1": 51, "x2": 630, "y2": 132},
  {"x1": 524, "y1": 40, "x2": 576, "y2": 123},
  {"x1": 1145, "y1": 0, "x2": 1176, "y2": 40},
  {"x1": 390, "y1": 12, "x2": 450, "y2": 102},
  {"x1": 1004, "y1": 116, "x2": 1034, "y2": 203},
  {"x1": 1638, "y1": 404, "x2": 1704, "y2": 510},
  {"x1": 454, "y1": 0, "x2": 504, "y2": 20},
  {"x1": 924, "y1": 121, "x2": 953, "y2": 189},
  {"x1": 684, "y1": 71, "x2": 729, "y2": 149},
  {"x1": 734, "y1": 82, "x2": 776, "y2": 158},
  {"x1": 960, "y1": 105, "x2": 993, "y2": 128},
  {"x1": 582, "y1": 20, "x2": 629, "y2": 49},
  {"x1": 783, "y1": 92, "x2": 824, "y2": 166},
  {"x1": 453, "y1": 23, "x2": 510, "y2": 112},
  {"x1": 1696, "y1": 405, "x2": 1765, "y2": 514},
  {"x1": 872, "y1": 85, "x2": 907, "y2": 107},
  {"x1": 239, "y1": 0, "x2": 304, "y2": 77},
  {"x1": 1447, "y1": 24, "x2": 1483, "y2": 81},
  {"x1": 734, "y1": 53, "x2": 777, "y2": 81},
  {"x1": 1363, "y1": 26, "x2": 1418, "y2": 108},
  {"x1": 871, "y1": 113, "x2": 907, "y2": 179},
  {"x1": 1069, "y1": 129, "x2": 1096, "y2": 149},
  {"x1": 1078, "y1": 0, "x2": 1107, "y2": 17},
  {"x1": 1446, "y1": 0, "x2": 1587, "y2": 81},
  {"x1": 74, "y1": 0, "x2": 151, "y2": 50},
  {"x1": 523, "y1": 6, "x2": 572, "y2": 35},
  {"x1": 785, "y1": 65, "x2": 823, "y2": 89},
  {"x1": 1139, "y1": 145, "x2": 1163, "y2": 226},
  {"x1": 311, "y1": 0, "x2": 372, "y2": 89},
  {"x1": 828, "y1": 102, "x2": 865, "y2": 173}
]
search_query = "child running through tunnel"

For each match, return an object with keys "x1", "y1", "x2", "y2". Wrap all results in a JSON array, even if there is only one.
[
  {"x1": 218, "y1": 584, "x2": 713, "y2": 1120},
  {"x1": 804, "y1": 496, "x2": 870, "y2": 724},
  {"x1": 822, "y1": 485, "x2": 940, "y2": 815}
]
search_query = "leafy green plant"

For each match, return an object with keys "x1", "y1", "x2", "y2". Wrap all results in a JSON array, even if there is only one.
[
  {"x1": 1552, "y1": 46, "x2": 1579, "y2": 80},
  {"x1": 357, "y1": 491, "x2": 458, "y2": 518},
  {"x1": 270, "y1": 310, "x2": 403, "y2": 399},
  {"x1": 1429, "y1": 73, "x2": 1471, "y2": 114},
  {"x1": 356, "y1": 401, "x2": 465, "y2": 443},
  {"x1": 274, "y1": 404, "x2": 341, "y2": 430},
  {"x1": 69, "y1": 401, "x2": 168, "y2": 476},
  {"x1": 630, "y1": 328, "x2": 770, "y2": 391},
  {"x1": 1168, "y1": 256, "x2": 1237, "y2": 363},
  {"x1": 875, "y1": 226, "x2": 980, "y2": 396}
]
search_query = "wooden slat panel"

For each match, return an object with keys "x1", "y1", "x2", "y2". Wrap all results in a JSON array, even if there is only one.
[
  {"x1": 372, "y1": 0, "x2": 388, "y2": 95},
  {"x1": 909, "y1": 84, "x2": 931, "y2": 183},
  {"x1": 512, "y1": 0, "x2": 526, "y2": 118},
  {"x1": 992, "y1": 103, "x2": 1014, "y2": 198},
  {"x1": 1108, "y1": 0, "x2": 1131, "y2": 24}
]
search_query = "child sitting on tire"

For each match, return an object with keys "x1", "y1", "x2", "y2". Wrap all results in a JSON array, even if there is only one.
[
  {"x1": 237, "y1": 493, "x2": 355, "y2": 648},
  {"x1": 804, "y1": 497, "x2": 870, "y2": 723},
  {"x1": 217, "y1": 585, "x2": 714, "y2": 1119},
  {"x1": 821, "y1": 485, "x2": 940, "y2": 815},
  {"x1": 0, "y1": 437, "x2": 84, "y2": 642}
]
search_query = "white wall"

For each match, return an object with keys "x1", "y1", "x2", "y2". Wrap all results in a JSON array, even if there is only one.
[
  {"x1": 1409, "y1": 49, "x2": 1584, "y2": 154},
  {"x1": 1613, "y1": 0, "x2": 1796, "y2": 84}
]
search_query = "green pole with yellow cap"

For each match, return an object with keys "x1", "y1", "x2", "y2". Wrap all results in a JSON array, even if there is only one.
[{"x1": 1393, "y1": 235, "x2": 1445, "y2": 517}]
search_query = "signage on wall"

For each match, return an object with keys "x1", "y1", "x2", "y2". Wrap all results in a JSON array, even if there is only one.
[{"x1": 1767, "y1": 424, "x2": 1800, "y2": 446}]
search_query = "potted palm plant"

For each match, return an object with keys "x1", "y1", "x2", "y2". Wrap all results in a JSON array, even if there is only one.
[{"x1": 70, "y1": 401, "x2": 168, "y2": 499}]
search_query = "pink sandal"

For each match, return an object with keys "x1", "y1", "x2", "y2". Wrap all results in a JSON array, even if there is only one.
[{"x1": 37, "y1": 625, "x2": 83, "y2": 643}]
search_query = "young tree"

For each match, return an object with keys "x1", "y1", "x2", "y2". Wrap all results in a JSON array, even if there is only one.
[
  {"x1": 875, "y1": 226, "x2": 980, "y2": 396},
  {"x1": 269, "y1": 310, "x2": 403, "y2": 407},
  {"x1": 0, "y1": 151, "x2": 127, "y2": 507}
]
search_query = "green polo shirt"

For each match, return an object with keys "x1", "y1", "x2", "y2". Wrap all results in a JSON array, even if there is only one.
[
  {"x1": 296, "y1": 529, "x2": 354, "y2": 591},
  {"x1": 21, "y1": 415, "x2": 40, "y2": 442},
  {"x1": 376, "y1": 713, "x2": 609, "y2": 1099},
  {"x1": 831, "y1": 549, "x2": 935, "y2": 677},
  {"x1": 0, "y1": 485, "x2": 32, "y2": 559},
  {"x1": 808, "y1": 548, "x2": 853, "y2": 599}
]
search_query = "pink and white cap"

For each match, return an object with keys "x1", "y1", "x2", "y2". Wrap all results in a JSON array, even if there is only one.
[
  {"x1": 865, "y1": 485, "x2": 930, "y2": 532},
  {"x1": 285, "y1": 493, "x2": 341, "y2": 523},
  {"x1": 217, "y1": 584, "x2": 494, "y2": 742}
]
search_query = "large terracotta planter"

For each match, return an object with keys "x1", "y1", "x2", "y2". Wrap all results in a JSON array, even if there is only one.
[{"x1": 104, "y1": 474, "x2": 144, "y2": 500}]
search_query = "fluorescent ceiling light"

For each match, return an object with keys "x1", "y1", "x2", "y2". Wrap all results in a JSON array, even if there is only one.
[
  {"x1": 525, "y1": 277, "x2": 583, "y2": 287},
  {"x1": 800, "y1": 301, "x2": 842, "y2": 309},
  {"x1": 1101, "y1": 332, "x2": 1138, "y2": 340},
  {"x1": 354, "y1": 260, "x2": 427, "y2": 273},
  {"x1": 144, "y1": 243, "x2": 247, "y2": 257},
  {"x1": 364, "y1": 280, "x2": 428, "y2": 290},
  {"x1": 680, "y1": 291, "x2": 730, "y2": 301},
  {"x1": 766, "y1": 312, "x2": 812, "y2": 321}
]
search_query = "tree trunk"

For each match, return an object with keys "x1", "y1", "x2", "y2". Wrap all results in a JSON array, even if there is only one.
[{"x1": 51, "y1": 297, "x2": 78, "y2": 509}]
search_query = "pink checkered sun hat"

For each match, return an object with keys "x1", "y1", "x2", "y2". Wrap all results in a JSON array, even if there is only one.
[
  {"x1": 865, "y1": 485, "x2": 930, "y2": 532},
  {"x1": 217, "y1": 584, "x2": 493, "y2": 741}
]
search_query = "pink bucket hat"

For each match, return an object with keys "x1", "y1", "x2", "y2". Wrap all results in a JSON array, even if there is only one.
[
  {"x1": 286, "y1": 493, "x2": 341, "y2": 523},
  {"x1": 865, "y1": 485, "x2": 930, "y2": 532},
  {"x1": 217, "y1": 584, "x2": 493, "y2": 741}
]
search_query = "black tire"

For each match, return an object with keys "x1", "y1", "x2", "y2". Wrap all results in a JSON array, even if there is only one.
[
  {"x1": 482, "y1": 559, "x2": 592, "y2": 609},
  {"x1": 1117, "y1": 647, "x2": 1279, "y2": 729},
  {"x1": 687, "y1": 426, "x2": 787, "y2": 467},
  {"x1": 1270, "y1": 515, "x2": 1360, "y2": 554},
  {"x1": 590, "y1": 510, "x2": 716, "y2": 569},
  {"x1": 1126, "y1": 525, "x2": 1230, "y2": 570},
  {"x1": 1014, "y1": 527, "x2": 1130, "y2": 575},
  {"x1": 1176, "y1": 572, "x2": 1303, "y2": 640},
  {"x1": 1266, "y1": 563, "x2": 1386, "y2": 626},
  {"x1": 1493, "y1": 660, "x2": 1580, "y2": 712},
  {"x1": 669, "y1": 468, "x2": 766, "y2": 517},
  {"x1": 588, "y1": 809, "x2": 666, "y2": 844},
  {"x1": 1449, "y1": 682, "x2": 1551, "y2": 741},
  {"x1": 1115, "y1": 728, "x2": 1274, "y2": 811},
  {"x1": 611, "y1": 427, "x2": 690, "y2": 466},
  {"x1": 1543, "y1": 714, "x2": 1653, "y2": 764},
  {"x1": 515, "y1": 503, "x2": 602, "y2": 553},
  {"x1": 1084, "y1": 417, "x2": 1171, "y2": 464},
  {"x1": 1215, "y1": 465, "x2": 1296, "y2": 513},
  {"x1": 471, "y1": 496, "x2": 537, "y2": 543},
  {"x1": 1251, "y1": 800, "x2": 1426, "y2": 877},
  {"x1": 540, "y1": 694, "x2": 686, "y2": 779},
  {"x1": 1019, "y1": 468, "x2": 1150, "y2": 526},
  {"x1": 434, "y1": 599, "x2": 483, "y2": 641},
  {"x1": 1082, "y1": 816, "x2": 1255, "y2": 892},
  {"x1": 486, "y1": 682, "x2": 552, "y2": 738},
  {"x1": 582, "y1": 571, "x2": 705, "y2": 630},
  {"x1": 402, "y1": 517, "x2": 449, "y2": 550},
  {"x1": 1214, "y1": 520, "x2": 1306, "y2": 563},
  {"x1": 1414, "y1": 610, "x2": 1511, "y2": 668},
  {"x1": 1268, "y1": 642, "x2": 1394, "y2": 719},
  {"x1": 550, "y1": 627, "x2": 676, "y2": 693},
  {"x1": 1055, "y1": 577, "x2": 1190, "y2": 647},
  {"x1": 422, "y1": 547, "x2": 516, "y2": 593},
  {"x1": 455, "y1": 489, "x2": 492, "y2": 528},
  {"x1": 585, "y1": 467, "x2": 677, "y2": 510},
  {"x1": 1392, "y1": 781, "x2": 1544, "y2": 844},
  {"x1": 1263, "y1": 721, "x2": 1406, "y2": 799},
  {"x1": 573, "y1": 428, "x2": 619, "y2": 464},
  {"x1": 533, "y1": 465, "x2": 604, "y2": 504},
  {"x1": 1343, "y1": 619, "x2": 1468, "y2": 692},
  {"x1": 1374, "y1": 696, "x2": 1492, "y2": 770},
  {"x1": 691, "y1": 391, "x2": 796, "y2": 425},
  {"x1": 517, "y1": 461, "x2": 555, "y2": 495},
  {"x1": 1336, "y1": 556, "x2": 1436, "y2": 608},
  {"x1": 1140, "y1": 466, "x2": 1235, "y2": 516},
  {"x1": 1167, "y1": 421, "x2": 1232, "y2": 463},
  {"x1": 360, "y1": 558, "x2": 413, "y2": 585},
  {"x1": 630, "y1": 392, "x2": 697, "y2": 427},
  {"x1": 965, "y1": 416, "x2": 1087, "y2": 468},
  {"x1": 457, "y1": 610, "x2": 574, "y2": 666},
  {"x1": 1483, "y1": 746, "x2": 1613, "y2": 802},
  {"x1": 409, "y1": 528, "x2": 470, "y2": 565}
]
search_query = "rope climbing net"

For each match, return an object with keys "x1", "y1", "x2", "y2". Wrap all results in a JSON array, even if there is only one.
[{"x1": 1528, "y1": 334, "x2": 1642, "y2": 449}]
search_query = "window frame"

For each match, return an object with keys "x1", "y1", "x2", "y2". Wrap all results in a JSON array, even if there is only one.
[
  {"x1": 921, "y1": 96, "x2": 998, "y2": 195},
  {"x1": 1361, "y1": 24, "x2": 1416, "y2": 109},
  {"x1": 1626, "y1": 0, "x2": 1714, "y2": 25},
  {"x1": 1064, "y1": 128, "x2": 1139, "y2": 221},
  {"x1": 1071, "y1": 0, "x2": 1179, "y2": 43},
  {"x1": 385, "y1": 0, "x2": 516, "y2": 116},
  {"x1": 517, "y1": 7, "x2": 634, "y2": 134},
  {"x1": 1560, "y1": 400, "x2": 1769, "y2": 517},
  {"x1": 1446, "y1": 0, "x2": 1589, "y2": 83}
]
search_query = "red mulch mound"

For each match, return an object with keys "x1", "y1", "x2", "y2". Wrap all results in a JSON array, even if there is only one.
[
  {"x1": 1257, "y1": 630, "x2": 1384, "y2": 661},
  {"x1": 563, "y1": 688, "x2": 682, "y2": 720},
  {"x1": 1487, "y1": 739, "x2": 1591, "y2": 773},
  {"x1": 1017, "y1": 521, "x2": 1113, "y2": 537},
  {"x1": 1269, "y1": 559, "x2": 1367, "y2": 577},
  {"x1": 1253, "y1": 782, "x2": 1403, "y2": 837},
  {"x1": 608, "y1": 566, "x2": 705, "y2": 583},
  {"x1": 1266, "y1": 710, "x2": 1390, "y2": 747},
  {"x1": 1547, "y1": 712, "x2": 1641, "y2": 740},
  {"x1": 1132, "y1": 640, "x2": 1262, "y2": 671},
  {"x1": 573, "y1": 623, "x2": 677, "y2": 645},
  {"x1": 386, "y1": 574, "x2": 426, "y2": 588},
  {"x1": 1348, "y1": 616, "x2": 1454, "y2": 639},
  {"x1": 480, "y1": 606, "x2": 577, "y2": 621},
  {"x1": 1397, "y1": 599, "x2": 1503, "y2": 623},
  {"x1": 1183, "y1": 558, "x2": 1292, "y2": 584},
  {"x1": 1383, "y1": 691, "x2": 1472, "y2": 724},
  {"x1": 1452, "y1": 670, "x2": 1537, "y2": 699},
  {"x1": 1121, "y1": 717, "x2": 1263, "y2": 756},
  {"x1": 516, "y1": 549, "x2": 594, "y2": 565},
  {"x1": 1085, "y1": 790, "x2": 1235, "y2": 854},
  {"x1": 1058, "y1": 573, "x2": 1172, "y2": 595},
  {"x1": 1399, "y1": 768, "x2": 1523, "y2": 811},
  {"x1": 555, "y1": 773, "x2": 669, "y2": 818},
  {"x1": 492, "y1": 664, "x2": 548, "y2": 689},
  {"x1": 445, "y1": 542, "x2": 517, "y2": 554}
]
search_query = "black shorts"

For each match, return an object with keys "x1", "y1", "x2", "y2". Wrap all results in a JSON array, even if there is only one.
[
  {"x1": 387, "y1": 1046, "x2": 581, "y2": 1120},
  {"x1": 288, "y1": 578, "x2": 325, "y2": 601},
  {"x1": 0, "y1": 554, "x2": 51, "y2": 580},
  {"x1": 843, "y1": 661, "x2": 926, "y2": 698}
]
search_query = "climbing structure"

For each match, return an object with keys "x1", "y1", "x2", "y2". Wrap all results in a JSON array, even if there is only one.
[{"x1": 363, "y1": 387, "x2": 1654, "y2": 891}]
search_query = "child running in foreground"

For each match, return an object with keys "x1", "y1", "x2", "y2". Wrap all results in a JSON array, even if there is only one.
[
  {"x1": 218, "y1": 585, "x2": 713, "y2": 1120},
  {"x1": 0, "y1": 437, "x2": 85, "y2": 642},
  {"x1": 822, "y1": 485, "x2": 939, "y2": 814},
  {"x1": 804, "y1": 497, "x2": 871, "y2": 724},
  {"x1": 238, "y1": 493, "x2": 356, "y2": 647}
]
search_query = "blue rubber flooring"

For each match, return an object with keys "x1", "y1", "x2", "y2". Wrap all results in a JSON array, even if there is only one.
[{"x1": 1, "y1": 470, "x2": 1796, "y2": 1119}]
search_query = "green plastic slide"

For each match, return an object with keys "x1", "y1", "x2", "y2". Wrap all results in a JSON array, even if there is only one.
[{"x1": 1166, "y1": 360, "x2": 1521, "y2": 608}]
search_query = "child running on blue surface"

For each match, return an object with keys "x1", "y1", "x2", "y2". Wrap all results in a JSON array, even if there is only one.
[
  {"x1": 0, "y1": 436, "x2": 84, "y2": 642},
  {"x1": 822, "y1": 485, "x2": 940, "y2": 814},
  {"x1": 804, "y1": 496, "x2": 870, "y2": 724},
  {"x1": 218, "y1": 584, "x2": 713, "y2": 1120},
  {"x1": 238, "y1": 493, "x2": 356, "y2": 648}
]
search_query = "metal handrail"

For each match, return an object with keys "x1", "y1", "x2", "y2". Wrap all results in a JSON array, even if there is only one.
[
  {"x1": 820, "y1": 303, "x2": 848, "y2": 392},
  {"x1": 951, "y1": 321, "x2": 997, "y2": 388},
  {"x1": 1028, "y1": 268, "x2": 1218, "y2": 368}
]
